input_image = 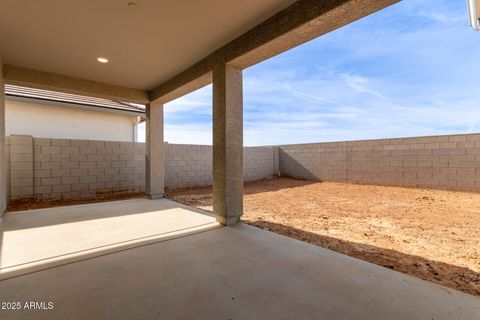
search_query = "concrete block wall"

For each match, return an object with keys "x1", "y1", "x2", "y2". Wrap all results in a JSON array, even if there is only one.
[
  {"x1": 6, "y1": 136, "x2": 278, "y2": 202},
  {"x1": 10, "y1": 132, "x2": 479, "y2": 202},
  {"x1": 7, "y1": 135, "x2": 34, "y2": 200},
  {"x1": 7, "y1": 135, "x2": 145, "y2": 201},
  {"x1": 245, "y1": 146, "x2": 280, "y2": 182},
  {"x1": 279, "y1": 133, "x2": 480, "y2": 192},
  {"x1": 279, "y1": 141, "x2": 348, "y2": 182},
  {"x1": 165, "y1": 144, "x2": 212, "y2": 189},
  {"x1": 164, "y1": 143, "x2": 278, "y2": 189},
  {"x1": 33, "y1": 138, "x2": 146, "y2": 201}
]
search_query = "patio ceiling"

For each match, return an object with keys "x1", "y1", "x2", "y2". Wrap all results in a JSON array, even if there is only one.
[
  {"x1": 0, "y1": 0, "x2": 398, "y2": 103},
  {"x1": 0, "y1": 0, "x2": 295, "y2": 90}
]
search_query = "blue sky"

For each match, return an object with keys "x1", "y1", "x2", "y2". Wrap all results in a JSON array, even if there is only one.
[{"x1": 139, "y1": 0, "x2": 480, "y2": 146}]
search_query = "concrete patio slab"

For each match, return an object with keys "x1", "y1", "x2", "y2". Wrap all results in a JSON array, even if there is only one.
[
  {"x1": 0, "y1": 199, "x2": 219, "y2": 279},
  {"x1": 0, "y1": 223, "x2": 478, "y2": 319}
]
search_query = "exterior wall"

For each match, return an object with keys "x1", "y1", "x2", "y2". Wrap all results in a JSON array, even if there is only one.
[
  {"x1": 165, "y1": 144, "x2": 212, "y2": 189},
  {"x1": 9, "y1": 132, "x2": 480, "y2": 203},
  {"x1": 245, "y1": 146, "x2": 280, "y2": 182},
  {"x1": 5, "y1": 136, "x2": 10, "y2": 202},
  {"x1": 7, "y1": 135, "x2": 34, "y2": 201},
  {"x1": 7, "y1": 136, "x2": 145, "y2": 201},
  {"x1": 165, "y1": 144, "x2": 278, "y2": 189},
  {"x1": 5, "y1": 99, "x2": 138, "y2": 142},
  {"x1": 279, "y1": 133, "x2": 480, "y2": 192},
  {"x1": 0, "y1": 62, "x2": 5, "y2": 217},
  {"x1": 6, "y1": 136, "x2": 278, "y2": 202}
]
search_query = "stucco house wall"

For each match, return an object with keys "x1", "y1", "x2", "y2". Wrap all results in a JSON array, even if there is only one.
[{"x1": 6, "y1": 99, "x2": 139, "y2": 142}]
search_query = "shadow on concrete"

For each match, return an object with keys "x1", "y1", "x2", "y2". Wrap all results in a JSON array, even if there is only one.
[{"x1": 243, "y1": 219, "x2": 480, "y2": 297}]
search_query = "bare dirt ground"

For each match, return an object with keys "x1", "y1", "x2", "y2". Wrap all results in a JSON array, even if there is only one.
[
  {"x1": 7, "y1": 192, "x2": 146, "y2": 212},
  {"x1": 166, "y1": 177, "x2": 480, "y2": 296}
]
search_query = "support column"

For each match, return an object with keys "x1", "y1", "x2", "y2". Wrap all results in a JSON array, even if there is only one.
[
  {"x1": 145, "y1": 103, "x2": 164, "y2": 199},
  {"x1": 0, "y1": 59, "x2": 6, "y2": 218},
  {"x1": 212, "y1": 63, "x2": 243, "y2": 225}
]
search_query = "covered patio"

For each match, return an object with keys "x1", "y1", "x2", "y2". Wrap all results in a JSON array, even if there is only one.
[
  {"x1": 0, "y1": 220, "x2": 478, "y2": 319},
  {"x1": 0, "y1": 0, "x2": 479, "y2": 319},
  {"x1": 0, "y1": 199, "x2": 219, "y2": 280}
]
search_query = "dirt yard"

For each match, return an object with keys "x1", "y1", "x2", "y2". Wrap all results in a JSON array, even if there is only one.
[
  {"x1": 7, "y1": 192, "x2": 146, "y2": 212},
  {"x1": 166, "y1": 177, "x2": 480, "y2": 296}
]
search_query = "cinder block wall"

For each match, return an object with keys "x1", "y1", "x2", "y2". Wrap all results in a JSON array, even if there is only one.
[
  {"x1": 165, "y1": 144, "x2": 211, "y2": 189},
  {"x1": 32, "y1": 137, "x2": 145, "y2": 201},
  {"x1": 7, "y1": 135, "x2": 34, "y2": 200},
  {"x1": 10, "y1": 133, "x2": 479, "y2": 202},
  {"x1": 164, "y1": 143, "x2": 279, "y2": 189},
  {"x1": 6, "y1": 136, "x2": 278, "y2": 202},
  {"x1": 279, "y1": 133, "x2": 480, "y2": 191},
  {"x1": 245, "y1": 146, "x2": 280, "y2": 182}
]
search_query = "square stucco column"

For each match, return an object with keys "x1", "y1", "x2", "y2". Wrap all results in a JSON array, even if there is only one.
[
  {"x1": 0, "y1": 58, "x2": 6, "y2": 219},
  {"x1": 145, "y1": 103, "x2": 164, "y2": 199},
  {"x1": 212, "y1": 63, "x2": 243, "y2": 226}
]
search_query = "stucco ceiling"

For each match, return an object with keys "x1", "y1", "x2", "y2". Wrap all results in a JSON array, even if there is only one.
[{"x1": 0, "y1": 0, "x2": 296, "y2": 90}]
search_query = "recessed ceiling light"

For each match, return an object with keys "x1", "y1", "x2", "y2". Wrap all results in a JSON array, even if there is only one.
[{"x1": 97, "y1": 57, "x2": 109, "y2": 63}]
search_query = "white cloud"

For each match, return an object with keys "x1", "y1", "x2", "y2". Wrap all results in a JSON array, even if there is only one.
[
  {"x1": 164, "y1": 85, "x2": 212, "y2": 116},
  {"x1": 342, "y1": 74, "x2": 388, "y2": 101},
  {"x1": 416, "y1": 11, "x2": 451, "y2": 23}
]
